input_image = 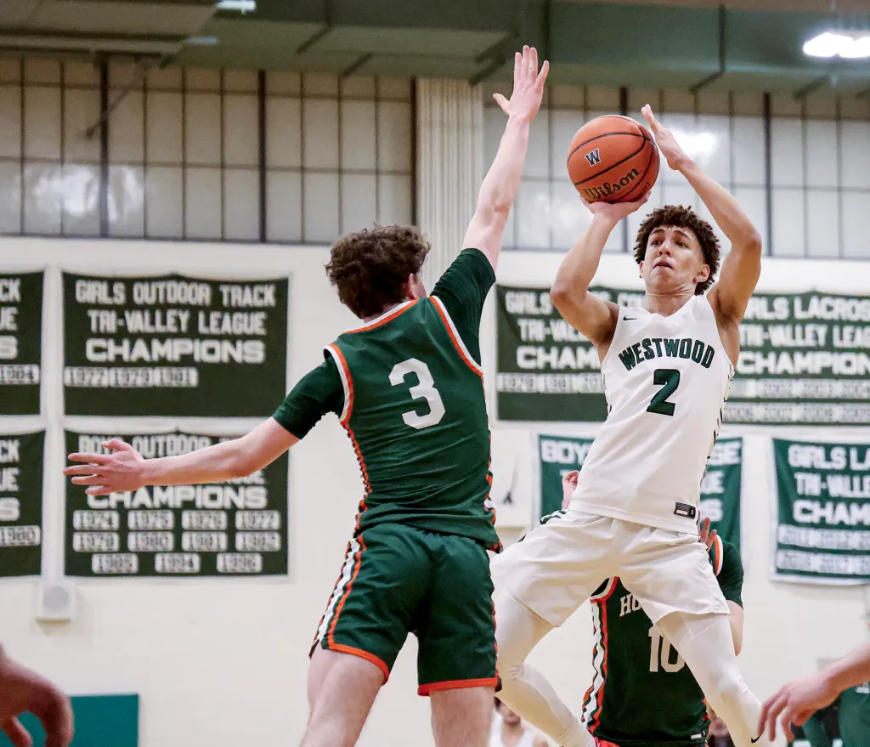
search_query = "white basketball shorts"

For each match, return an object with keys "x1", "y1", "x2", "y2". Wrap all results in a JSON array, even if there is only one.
[{"x1": 490, "y1": 508, "x2": 729, "y2": 627}]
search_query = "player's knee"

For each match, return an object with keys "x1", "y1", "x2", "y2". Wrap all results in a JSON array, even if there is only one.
[{"x1": 705, "y1": 669, "x2": 749, "y2": 709}]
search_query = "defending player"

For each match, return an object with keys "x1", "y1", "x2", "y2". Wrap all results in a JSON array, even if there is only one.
[
  {"x1": 64, "y1": 46, "x2": 548, "y2": 747},
  {"x1": 492, "y1": 105, "x2": 768, "y2": 747},
  {"x1": 564, "y1": 475, "x2": 746, "y2": 747}
]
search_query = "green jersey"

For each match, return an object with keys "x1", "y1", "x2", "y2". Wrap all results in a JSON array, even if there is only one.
[
  {"x1": 273, "y1": 249, "x2": 499, "y2": 549},
  {"x1": 803, "y1": 682, "x2": 870, "y2": 747},
  {"x1": 582, "y1": 536, "x2": 744, "y2": 747}
]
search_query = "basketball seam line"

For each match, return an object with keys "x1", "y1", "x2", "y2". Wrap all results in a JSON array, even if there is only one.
[
  {"x1": 567, "y1": 130, "x2": 646, "y2": 164},
  {"x1": 572, "y1": 135, "x2": 651, "y2": 187},
  {"x1": 613, "y1": 136, "x2": 657, "y2": 203}
]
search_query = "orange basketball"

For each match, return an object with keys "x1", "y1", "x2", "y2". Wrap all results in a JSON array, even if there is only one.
[{"x1": 567, "y1": 115, "x2": 659, "y2": 203}]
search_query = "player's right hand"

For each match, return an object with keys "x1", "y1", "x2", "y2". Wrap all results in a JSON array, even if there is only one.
[
  {"x1": 759, "y1": 671, "x2": 840, "y2": 742},
  {"x1": 0, "y1": 648, "x2": 73, "y2": 747},
  {"x1": 492, "y1": 45, "x2": 549, "y2": 124},
  {"x1": 64, "y1": 438, "x2": 146, "y2": 496}
]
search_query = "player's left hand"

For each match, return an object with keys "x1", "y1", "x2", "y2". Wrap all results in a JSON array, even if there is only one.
[
  {"x1": 641, "y1": 105, "x2": 690, "y2": 172},
  {"x1": 0, "y1": 648, "x2": 74, "y2": 747},
  {"x1": 699, "y1": 516, "x2": 717, "y2": 550},
  {"x1": 561, "y1": 470, "x2": 580, "y2": 509},
  {"x1": 64, "y1": 439, "x2": 146, "y2": 496},
  {"x1": 759, "y1": 671, "x2": 840, "y2": 742}
]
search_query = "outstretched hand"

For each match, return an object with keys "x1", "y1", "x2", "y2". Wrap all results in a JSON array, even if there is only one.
[
  {"x1": 64, "y1": 438, "x2": 146, "y2": 496},
  {"x1": 759, "y1": 672, "x2": 840, "y2": 742},
  {"x1": 493, "y1": 45, "x2": 549, "y2": 123},
  {"x1": 641, "y1": 105, "x2": 690, "y2": 171},
  {"x1": 0, "y1": 650, "x2": 73, "y2": 747}
]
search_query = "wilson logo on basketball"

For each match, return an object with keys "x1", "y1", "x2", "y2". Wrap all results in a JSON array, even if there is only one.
[
  {"x1": 584, "y1": 149, "x2": 601, "y2": 167},
  {"x1": 581, "y1": 168, "x2": 641, "y2": 201}
]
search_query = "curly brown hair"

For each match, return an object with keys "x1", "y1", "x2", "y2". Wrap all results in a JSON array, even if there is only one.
[
  {"x1": 633, "y1": 205, "x2": 721, "y2": 295},
  {"x1": 326, "y1": 225, "x2": 431, "y2": 318}
]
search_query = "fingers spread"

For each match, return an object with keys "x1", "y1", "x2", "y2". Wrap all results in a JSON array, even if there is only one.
[
  {"x1": 102, "y1": 439, "x2": 131, "y2": 452},
  {"x1": 71, "y1": 476, "x2": 107, "y2": 486}
]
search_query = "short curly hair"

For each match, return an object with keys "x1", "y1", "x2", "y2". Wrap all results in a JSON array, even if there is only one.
[
  {"x1": 633, "y1": 205, "x2": 721, "y2": 295},
  {"x1": 326, "y1": 225, "x2": 431, "y2": 318}
]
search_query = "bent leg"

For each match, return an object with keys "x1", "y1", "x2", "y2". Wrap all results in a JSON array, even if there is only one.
[
  {"x1": 657, "y1": 612, "x2": 770, "y2": 747},
  {"x1": 495, "y1": 590, "x2": 593, "y2": 747},
  {"x1": 302, "y1": 647, "x2": 384, "y2": 747},
  {"x1": 430, "y1": 686, "x2": 494, "y2": 747}
]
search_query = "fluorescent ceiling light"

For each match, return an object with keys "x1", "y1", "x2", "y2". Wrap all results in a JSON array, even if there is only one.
[
  {"x1": 216, "y1": 0, "x2": 256, "y2": 11},
  {"x1": 804, "y1": 30, "x2": 870, "y2": 59}
]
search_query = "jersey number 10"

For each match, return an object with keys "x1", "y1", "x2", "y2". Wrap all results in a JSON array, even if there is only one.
[
  {"x1": 648, "y1": 628, "x2": 686, "y2": 673},
  {"x1": 390, "y1": 358, "x2": 446, "y2": 430}
]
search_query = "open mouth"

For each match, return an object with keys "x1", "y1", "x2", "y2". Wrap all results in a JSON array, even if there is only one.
[{"x1": 653, "y1": 259, "x2": 673, "y2": 270}]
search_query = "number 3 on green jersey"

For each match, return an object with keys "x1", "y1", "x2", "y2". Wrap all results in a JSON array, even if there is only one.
[{"x1": 390, "y1": 358, "x2": 445, "y2": 430}]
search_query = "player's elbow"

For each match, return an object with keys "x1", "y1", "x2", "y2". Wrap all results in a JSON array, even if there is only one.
[
  {"x1": 739, "y1": 229, "x2": 763, "y2": 257},
  {"x1": 551, "y1": 282, "x2": 583, "y2": 314}
]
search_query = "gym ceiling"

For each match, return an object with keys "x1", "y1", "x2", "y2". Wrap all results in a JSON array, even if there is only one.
[{"x1": 2, "y1": 0, "x2": 870, "y2": 96}]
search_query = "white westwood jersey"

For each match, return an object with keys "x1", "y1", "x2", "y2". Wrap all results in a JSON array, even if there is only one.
[{"x1": 571, "y1": 295, "x2": 734, "y2": 534}]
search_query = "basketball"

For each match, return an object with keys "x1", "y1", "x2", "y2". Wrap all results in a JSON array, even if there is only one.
[{"x1": 567, "y1": 115, "x2": 659, "y2": 203}]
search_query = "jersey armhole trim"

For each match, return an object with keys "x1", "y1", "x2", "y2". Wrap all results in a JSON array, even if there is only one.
[
  {"x1": 590, "y1": 576, "x2": 618, "y2": 601},
  {"x1": 713, "y1": 535, "x2": 723, "y2": 576},
  {"x1": 430, "y1": 296, "x2": 483, "y2": 377},
  {"x1": 325, "y1": 344, "x2": 353, "y2": 424}
]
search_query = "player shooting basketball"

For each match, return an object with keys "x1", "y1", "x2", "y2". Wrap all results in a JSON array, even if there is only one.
[{"x1": 491, "y1": 106, "x2": 768, "y2": 747}]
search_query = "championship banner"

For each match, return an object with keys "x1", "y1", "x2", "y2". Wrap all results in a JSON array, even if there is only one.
[
  {"x1": 64, "y1": 430, "x2": 289, "y2": 578},
  {"x1": 728, "y1": 292, "x2": 870, "y2": 425},
  {"x1": 773, "y1": 438, "x2": 870, "y2": 584},
  {"x1": 498, "y1": 286, "x2": 870, "y2": 426},
  {"x1": 537, "y1": 434, "x2": 742, "y2": 548},
  {"x1": 0, "y1": 272, "x2": 43, "y2": 415},
  {"x1": 497, "y1": 286, "x2": 644, "y2": 422},
  {"x1": 0, "y1": 431, "x2": 44, "y2": 577},
  {"x1": 62, "y1": 273, "x2": 288, "y2": 417}
]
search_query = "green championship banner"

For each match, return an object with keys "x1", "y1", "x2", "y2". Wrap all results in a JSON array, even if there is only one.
[
  {"x1": 64, "y1": 430, "x2": 289, "y2": 578},
  {"x1": 498, "y1": 286, "x2": 870, "y2": 426},
  {"x1": 497, "y1": 286, "x2": 644, "y2": 422},
  {"x1": 773, "y1": 438, "x2": 870, "y2": 584},
  {"x1": 537, "y1": 434, "x2": 742, "y2": 548},
  {"x1": 62, "y1": 273, "x2": 288, "y2": 417},
  {"x1": 0, "y1": 431, "x2": 43, "y2": 577},
  {"x1": 728, "y1": 292, "x2": 870, "y2": 425},
  {"x1": 0, "y1": 272, "x2": 42, "y2": 415}
]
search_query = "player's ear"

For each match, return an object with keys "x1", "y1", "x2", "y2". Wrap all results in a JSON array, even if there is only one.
[
  {"x1": 638, "y1": 260, "x2": 645, "y2": 280},
  {"x1": 406, "y1": 273, "x2": 426, "y2": 300},
  {"x1": 696, "y1": 264, "x2": 711, "y2": 285}
]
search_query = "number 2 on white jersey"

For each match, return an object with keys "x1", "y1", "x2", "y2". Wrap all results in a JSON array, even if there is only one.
[{"x1": 389, "y1": 358, "x2": 445, "y2": 430}]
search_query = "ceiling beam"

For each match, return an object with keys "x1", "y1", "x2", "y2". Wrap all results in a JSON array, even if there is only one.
[{"x1": 690, "y1": 4, "x2": 727, "y2": 93}]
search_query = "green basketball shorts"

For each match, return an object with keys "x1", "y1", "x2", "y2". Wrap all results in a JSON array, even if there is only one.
[{"x1": 311, "y1": 522, "x2": 497, "y2": 695}]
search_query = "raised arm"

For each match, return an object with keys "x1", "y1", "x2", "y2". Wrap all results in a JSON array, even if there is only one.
[
  {"x1": 642, "y1": 105, "x2": 762, "y2": 326},
  {"x1": 65, "y1": 419, "x2": 297, "y2": 496},
  {"x1": 760, "y1": 641, "x2": 870, "y2": 741},
  {"x1": 463, "y1": 45, "x2": 548, "y2": 270},
  {"x1": 551, "y1": 196, "x2": 649, "y2": 350}
]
